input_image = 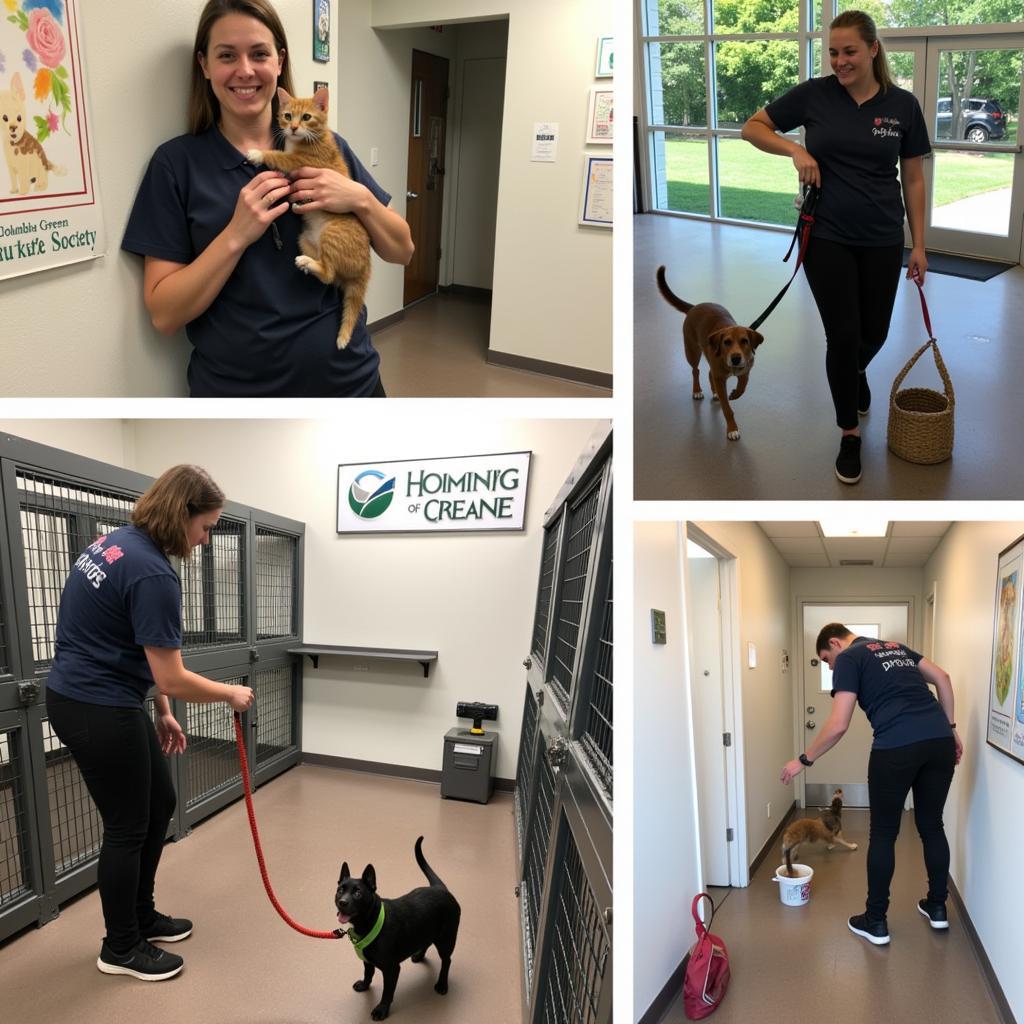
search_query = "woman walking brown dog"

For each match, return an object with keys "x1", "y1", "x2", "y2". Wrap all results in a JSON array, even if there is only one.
[{"x1": 742, "y1": 9, "x2": 931, "y2": 485}]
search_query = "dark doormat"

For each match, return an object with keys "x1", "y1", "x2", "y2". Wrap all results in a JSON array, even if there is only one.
[{"x1": 902, "y1": 248, "x2": 1016, "y2": 281}]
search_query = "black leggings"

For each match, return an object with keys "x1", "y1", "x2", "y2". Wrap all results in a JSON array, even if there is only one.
[
  {"x1": 802, "y1": 237, "x2": 904, "y2": 431},
  {"x1": 865, "y1": 736, "x2": 956, "y2": 921},
  {"x1": 46, "y1": 689, "x2": 176, "y2": 953}
]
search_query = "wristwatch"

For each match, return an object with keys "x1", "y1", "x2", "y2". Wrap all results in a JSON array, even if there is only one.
[{"x1": 798, "y1": 753, "x2": 814, "y2": 767}]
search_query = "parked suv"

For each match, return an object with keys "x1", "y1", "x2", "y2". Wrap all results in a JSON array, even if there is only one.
[{"x1": 936, "y1": 97, "x2": 1005, "y2": 143}]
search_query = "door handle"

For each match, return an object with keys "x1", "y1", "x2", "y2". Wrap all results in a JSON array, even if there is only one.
[
  {"x1": 806, "y1": 721, "x2": 816, "y2": 730},
  {"x1": 407, "y1": 191, "x2": 420, "y2": 200}
]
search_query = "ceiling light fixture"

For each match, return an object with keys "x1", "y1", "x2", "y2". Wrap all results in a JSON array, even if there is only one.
[{"x1": 818, "y1": 518, "x2": 889, "y2": 538}]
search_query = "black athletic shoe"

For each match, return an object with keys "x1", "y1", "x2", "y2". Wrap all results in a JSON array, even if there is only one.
[
  {"x1": 142, "y1": 912, "x2": 193, "y2": 942},
  {"x1": 848, "y1": 914, "x2": 890, "y2": 945},
  {"x1": 97, "y1": 938, "x2": 184, "y2": 981},
  {"x1": 918, "y1": 899, "x2": 949, "y2": 929},
  {"x1": 858, "y1": 373, "x2": 871, "y2": 416},
  {"x1": 835, "y1": 435, "x2": 863, "y2": 485}
]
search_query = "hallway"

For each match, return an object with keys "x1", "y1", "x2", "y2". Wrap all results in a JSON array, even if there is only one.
[
  {"x1": 656, "y1": 808, "x2": 1004, "y2": 1024},
  {"x1": 374, "y1": 292, "x2": 612, "y2": 398}
]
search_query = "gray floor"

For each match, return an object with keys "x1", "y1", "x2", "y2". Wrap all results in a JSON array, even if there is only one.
[
  {"x1": 634, "y1": 213, "x2": 1024, "y2": 499},
  {"x1": 0, "y1": 765, "x2": 522, "y2": 1024},
  {"x1": 374, "y1": 291, "x2": 612, "y2": 398},
  {"x1": 655, "y1": 809, "x2": 1003, "y2": 1024}
]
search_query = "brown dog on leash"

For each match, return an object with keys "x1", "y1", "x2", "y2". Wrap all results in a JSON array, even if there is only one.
[{"x1": 656, "y1": 266, "x2": 764, "y2": 441}]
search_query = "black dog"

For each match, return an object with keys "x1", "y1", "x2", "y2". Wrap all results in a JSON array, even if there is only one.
[{"x1": 334, "y1": 836, "x2": 461, "y2": 1020}]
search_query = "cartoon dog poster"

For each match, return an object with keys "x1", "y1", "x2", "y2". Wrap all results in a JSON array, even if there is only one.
[{"x1": 0, "y1": 0, "x2": 104, "y2": 279}]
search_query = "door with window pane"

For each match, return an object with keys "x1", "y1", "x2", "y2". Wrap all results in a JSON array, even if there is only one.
[{"x1": 888, "y1": 32, "x2": 1024, "y2": 262}]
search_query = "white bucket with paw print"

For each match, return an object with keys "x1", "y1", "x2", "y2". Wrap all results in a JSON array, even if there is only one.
[{"x1": 772, "y1": 863, "x2": 813, "y2": 906}]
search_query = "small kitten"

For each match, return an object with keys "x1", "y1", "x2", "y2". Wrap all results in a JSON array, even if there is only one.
[
  {"x1": 247, "y1": 88, "x2": 371, "y2": 349},
  {"x1": 781, "y1": 788, "x2": 857, "y2": 877}
]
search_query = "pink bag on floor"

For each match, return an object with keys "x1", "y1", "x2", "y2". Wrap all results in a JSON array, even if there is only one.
[{"x1": 682, "y1": 893, "x2": 731, "y2": 1020}]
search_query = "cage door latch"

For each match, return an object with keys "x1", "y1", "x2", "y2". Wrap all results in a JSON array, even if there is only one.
[
  {"x1": 17, "y1": 680, "x2": 39, "y2": 706},
  {"x1": 249, "y1": 647, "x2": 261, "y2": 664}
]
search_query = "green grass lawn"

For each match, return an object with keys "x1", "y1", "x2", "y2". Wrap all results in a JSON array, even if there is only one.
[{"x1": 660, "y1": 136, "x2": 1015, "y2": 224}]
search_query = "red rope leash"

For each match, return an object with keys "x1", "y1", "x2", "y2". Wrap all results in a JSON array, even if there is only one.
[{"x1": 233, "y1": 712, "x2": 340, "y2": 939}]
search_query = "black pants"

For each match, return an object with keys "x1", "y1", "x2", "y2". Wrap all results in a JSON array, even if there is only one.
[
  {"x1": 865, "y1": 736, "x2": 956, "y2": 921},
  {"x1": 802, "y1": 237, "x2": 904, "y2": 431},
  {"x1": 46, "y1": 689, "x2": 176, "y2": 952}
]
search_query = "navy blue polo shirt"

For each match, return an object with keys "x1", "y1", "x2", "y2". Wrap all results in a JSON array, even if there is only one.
[
  {"x1": 122, "y1": 127, "x2": 390, "y2": 397},
  {"x1": 46, "y1": 526, "x2": 182, "y2": 708},
  {"x1": 766, "y1": 76, "x2": 931, "y2": 245},
  {"x1": 831, "y1": 637, "x2": 953, "y2": 749}
]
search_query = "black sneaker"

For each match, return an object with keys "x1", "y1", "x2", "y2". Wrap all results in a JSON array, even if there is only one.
[
  {"x1": 918, "y1": 899, "x2": 949, "y2": 929},
  {"x1": 97, "y1": 938, "x2": 184, "y2": 981},
  {"x1": 835, "y1": 435, "x2": 862, "y2": 485},
  {"x1": 858, "y1": 373, "x2": 871, "y2": 416},
  {"x1": 142, "y1": 912, "x2": 193, "y2": 942},
  {"x1": 848, "y1": 913, "x2": 890, "y2": 945}
]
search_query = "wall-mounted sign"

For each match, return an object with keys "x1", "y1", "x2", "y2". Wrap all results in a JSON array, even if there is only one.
[
  {"x1": 338, "y1": 451, "x2": 532, "y2": 534},
  {"x1": 0, "y1": 0, "x2": 104, "y2": 280}
]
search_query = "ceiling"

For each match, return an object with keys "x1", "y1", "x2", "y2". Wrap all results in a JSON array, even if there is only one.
[{"x1": 756, "y1": 522, "x2": 953, "y2": 568}]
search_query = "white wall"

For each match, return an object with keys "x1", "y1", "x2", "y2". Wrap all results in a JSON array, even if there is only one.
[
  {"x1": 0, "y1": 416, "x2": 602, "y2": 780},
  {"x1": 370, "y1": 0, "x2": 613, "y2": 375},
  {"x1": 447, "y1": 21, "x2": 508, "y2": 288},
  {"x1": 0, "y1": 0, "x2": 377, "y2": 397},
  {"x1": 694, "y1": 522, "x2": 792, "y2": 868},
  {"x1": 924, "y1": 521, "x2": 1024, "y2": 1024},
  {"x1": 633, "y1": 522, "x2": 700, "y2": 1022}
]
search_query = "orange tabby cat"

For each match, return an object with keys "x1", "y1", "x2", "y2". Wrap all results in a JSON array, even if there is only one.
[
  {"x1": 781, "y1": 788, "x2": 857, "y2": 877},
  {"x1": 247, "y1": 88, "x2": 371, "y2": 349}
]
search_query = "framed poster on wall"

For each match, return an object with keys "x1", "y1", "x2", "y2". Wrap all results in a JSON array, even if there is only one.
[
  {"x1": 986, "y1": 533, "x2": 1024, "y2": 764},
  {"x1": 313, "y1": 0, "x2": 330, "y2": 62}
]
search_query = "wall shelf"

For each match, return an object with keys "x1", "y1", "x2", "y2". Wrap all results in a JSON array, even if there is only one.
[{"x1": 287, "y1": 644, "x2": 438, "y2": 678}]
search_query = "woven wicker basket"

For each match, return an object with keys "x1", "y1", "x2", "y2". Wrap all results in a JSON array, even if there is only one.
[{"x1": 887, "y1": 338, "x2": 954, "y2": 465}]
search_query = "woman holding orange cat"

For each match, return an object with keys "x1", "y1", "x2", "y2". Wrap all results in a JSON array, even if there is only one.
[{"x1": 122, "y1": 0, "x2": 413, "y2": 397}]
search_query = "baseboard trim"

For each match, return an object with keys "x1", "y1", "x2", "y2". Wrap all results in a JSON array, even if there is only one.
[
  {"x1": 485, "y1": 350, "x2": 612, "y2": 390},
  {"x1": 638, "y1": 958, "x2": 688, "y2": 1024},
  {"x1": 367, "y1": 309, "x2": 405, "y2": 334},
  {"x1": 439, "y1": 283, "x2": 493, "y2": 299},
  {"x1": 749, "y1": 800, "x2": 798, "y2": 877},
  {"x1": 949, "y1": 877, "x2": 1016, "y2": 1024},
  {"x1": 300, "y1": 751, "x2": 513, "y2": 792}
]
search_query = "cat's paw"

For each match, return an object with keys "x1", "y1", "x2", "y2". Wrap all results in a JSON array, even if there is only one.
[
  {"x1": 295, "y1": 255, "x2": 314, "y2": 274},
  {"x1": 245, "y1": 149, "x2": 264, "y2": 165}
]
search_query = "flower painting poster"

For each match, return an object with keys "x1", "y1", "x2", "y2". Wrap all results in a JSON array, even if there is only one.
[{"x1": 1, "y1": 0, "x2": 104, "y2": 279}]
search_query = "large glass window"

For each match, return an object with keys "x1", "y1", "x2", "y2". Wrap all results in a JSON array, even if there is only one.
[
  {"x1": 837, "y1": 0, "x2": 1024, "y2": 29},
  {"x1": 641, "y1": 0, "x2": 813, "y2": 226}
]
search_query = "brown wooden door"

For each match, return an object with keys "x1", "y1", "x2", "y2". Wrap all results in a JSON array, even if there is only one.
[{"x1": 404, "y1": 50, "x2": 449, "y2": 306}]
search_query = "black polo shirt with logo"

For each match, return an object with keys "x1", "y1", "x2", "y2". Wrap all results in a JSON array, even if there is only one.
[
  {"x1": 766, "y1": 75, "x2": 931, "y2": 246},
  {"x1": 123, "y1": 127, "x2": 390, "y2": 398}
]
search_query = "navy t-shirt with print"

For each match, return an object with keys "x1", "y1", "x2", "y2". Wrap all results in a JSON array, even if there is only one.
[
  {"x1": 122, "y1": 128, "x2": 390, "y2": 398},
  {"x1": 766, "y1": 76, "x2": 931, "y2": 245},
  {"x1": 46, "y1": 526, "x2": 182, "y2": 708},
  {"x1": 830, "y1": 637, "x2": 952, "y2": 749}
]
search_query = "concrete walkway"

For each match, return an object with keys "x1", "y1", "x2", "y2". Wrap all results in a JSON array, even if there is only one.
[{"x1": 932, "y1": 187, "x2": 1012, "y2": 233}]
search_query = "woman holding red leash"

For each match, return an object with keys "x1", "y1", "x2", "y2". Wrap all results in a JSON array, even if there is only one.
[
  {"x1": 742, "y1": 9, "x2": 931, "y2": 486},
  {"x1": 45, "y1": 465, "x2": 254, "y2": 982}
]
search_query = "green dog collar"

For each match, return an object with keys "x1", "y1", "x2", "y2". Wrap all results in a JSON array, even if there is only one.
[{"x1": 348, "y1": 904, "x2": 386, "y2": 961}]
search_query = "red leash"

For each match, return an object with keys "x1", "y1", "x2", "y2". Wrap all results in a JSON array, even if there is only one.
[
  {"x1": 911, "y1": 269, "x2": 935, "y2": 339},
  {"x1": 233, "y1": 712, "x2": 340, "y2": 939}
]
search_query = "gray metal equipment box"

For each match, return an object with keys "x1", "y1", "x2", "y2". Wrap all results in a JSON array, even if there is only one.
[{"x1": 440, "y1": 728, "x2": 498, "y2": 803}]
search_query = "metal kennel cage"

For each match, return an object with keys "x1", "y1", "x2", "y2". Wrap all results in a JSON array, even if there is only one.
[
  {"x1": 0, "y1": 435, "x2": 304, "y2": 943},
  {"x1": 515, "y1": 423, "x2": 613, "y2": 1024}
]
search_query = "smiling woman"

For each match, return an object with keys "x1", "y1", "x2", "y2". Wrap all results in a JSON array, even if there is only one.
[{"x1": 119, "y1": 0, "x2": 413, "y2": 398}]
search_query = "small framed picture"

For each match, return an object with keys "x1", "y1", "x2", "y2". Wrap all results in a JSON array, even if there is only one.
[
  {"x1": 596, "y1": 36, "x2": 613, "y2": 78},
  {"x1": 586, "y1": 87, "x2": 613, "y2": 145},
  {"x1": 313, "y1": 0, "x2": 330, "y2": 63},
  {"x1": 579, "y1": 155, "x2": 612, "y2": 228}
]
